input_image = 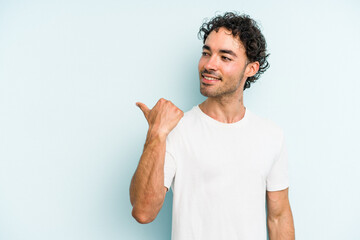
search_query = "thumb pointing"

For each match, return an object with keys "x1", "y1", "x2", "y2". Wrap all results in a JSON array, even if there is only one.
[{"x1": 136, "y1": 102, "x2": 150, "y2": 119}]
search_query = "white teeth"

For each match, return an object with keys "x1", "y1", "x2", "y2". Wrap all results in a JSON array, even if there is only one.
[{"x1": 204, "y1": 76, "x2": 219, "y2": 81}]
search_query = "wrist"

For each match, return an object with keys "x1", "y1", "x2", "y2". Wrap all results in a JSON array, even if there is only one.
[{"x1": 146, "y1": 128, "x2": 167, "y2": 143}]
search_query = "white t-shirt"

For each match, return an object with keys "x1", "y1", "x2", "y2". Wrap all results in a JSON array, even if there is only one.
[{"x1": 164, "y1": 105, "x2": 289, "y2": 240}]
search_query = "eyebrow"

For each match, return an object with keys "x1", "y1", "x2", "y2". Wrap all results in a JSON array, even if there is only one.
[{"x1": 202, "y1": 45, "x2": 238, "y2": 57}]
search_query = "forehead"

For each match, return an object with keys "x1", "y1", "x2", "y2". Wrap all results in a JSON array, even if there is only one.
[{"x1": 204, "y1": 27, "x2": 245, "y2": 52}]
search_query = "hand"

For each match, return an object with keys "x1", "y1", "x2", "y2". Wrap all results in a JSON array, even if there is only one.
[{"x1": 136, "y1": 98, "x2": 184, "y2": 138}]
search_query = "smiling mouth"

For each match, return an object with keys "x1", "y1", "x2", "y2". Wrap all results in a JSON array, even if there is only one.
[
  {"x1": 203, "y1": 76, "x2": 219, "y2": 80},
  {"x1": 201, "y1": 74, "x2": 221, "y2": 84}
]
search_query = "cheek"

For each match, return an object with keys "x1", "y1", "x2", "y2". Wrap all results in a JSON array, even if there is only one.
[
  {"x1": 198, "y1": 58, "x2": 204, "y2": 71},
  {"x1": 221, "y1": 65, "x2": 235, "y2": 77},
  {"x1": 224, "y1": 64, "x2": 245, "y2": 78}
]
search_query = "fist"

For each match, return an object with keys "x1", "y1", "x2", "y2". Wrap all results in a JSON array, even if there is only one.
[{"x1": 136, "y1": 98, "x2": 184, "y2": 137}]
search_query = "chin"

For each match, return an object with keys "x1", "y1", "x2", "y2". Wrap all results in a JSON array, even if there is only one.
[
  {"x1": 200, "y1": 88, "x2": 216, "y2": 97},
  {"x1": 200, "y1": 88, "x2": 208, "y2": 97}
]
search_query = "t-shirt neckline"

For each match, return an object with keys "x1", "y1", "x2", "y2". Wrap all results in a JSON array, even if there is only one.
[{"x1": 194, "y1": 105, "x2": 249, "y2": 128}]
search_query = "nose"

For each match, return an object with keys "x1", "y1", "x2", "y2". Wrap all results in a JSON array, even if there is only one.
[{"x1": 204, "y1": 55, "x2": 218, "y2": 71}]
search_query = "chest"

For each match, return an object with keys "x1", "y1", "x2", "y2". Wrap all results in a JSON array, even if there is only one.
[{"x1": 173, "y1": 127, "x2": 276, "y2": 196}]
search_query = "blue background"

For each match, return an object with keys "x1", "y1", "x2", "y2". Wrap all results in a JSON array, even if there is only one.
[{"x1": 1, "y1": 0, "x2": 359, "y2": 239}]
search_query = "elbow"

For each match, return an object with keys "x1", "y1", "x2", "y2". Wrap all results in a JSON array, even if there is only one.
[
  {"x1": 130, "y1": 192, "x2": 165, "y2": 224},
  {"x1": 132, "y1": 208, "x2": 155, "y2": 224}
]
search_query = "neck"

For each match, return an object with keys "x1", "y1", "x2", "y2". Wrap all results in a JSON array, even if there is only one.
[{"x1": 199, "y1": 92, "x2": 246, "y2": 124}]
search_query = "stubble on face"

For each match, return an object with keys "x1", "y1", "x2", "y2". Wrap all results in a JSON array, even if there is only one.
[
  {"x1": 198, "y1": 28, "x2": 248, "y2": 100},
  {"x1": 199, "y1": 67, "x2": 246, "y2": 98}
]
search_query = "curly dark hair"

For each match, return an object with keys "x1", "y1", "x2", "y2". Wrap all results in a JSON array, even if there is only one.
[{"x1": 198, "y1": 12, "x2": 270, "y2": 90}]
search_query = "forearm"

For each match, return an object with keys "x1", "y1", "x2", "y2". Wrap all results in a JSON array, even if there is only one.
[
  {"x1": 267, "y1": 210, "x2": 295, "y2": 240},
  {"x1": 130, "y1": 130, "x2": 167, "y2": 223}
]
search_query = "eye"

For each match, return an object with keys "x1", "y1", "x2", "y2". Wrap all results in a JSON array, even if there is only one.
[
  {"x1": 221, "y1": 56, "x2": 232, "y2": 61},
  {"x1": 202, "y1": 51, "x2": 210, "y2": 56}
]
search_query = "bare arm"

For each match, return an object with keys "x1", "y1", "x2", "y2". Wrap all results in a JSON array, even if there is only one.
[
  {"x1": 130, "y1": 98, "x2": 183, "y2": 224},
  {"x1": 267, "y1": 188, "x2": 295, "y2": 240},
  {"x1": 130, "y1": 131, "x2": 167, "y2": 224}
]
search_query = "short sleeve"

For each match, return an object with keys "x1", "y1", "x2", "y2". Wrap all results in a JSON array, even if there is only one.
[
  {"x1": 266, "y1": 135, "x2": 289, "y2": 191},
  {"x1": 164, "y1": 150, "x2": 176, "y2": 190}
]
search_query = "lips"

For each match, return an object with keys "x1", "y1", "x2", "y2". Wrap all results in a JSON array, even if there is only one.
[{"x1": 201, "y1": 74, "x2": 221, "y2": 84}]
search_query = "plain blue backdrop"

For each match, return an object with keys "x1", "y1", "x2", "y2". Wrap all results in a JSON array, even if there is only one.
[{"x1": 1, "y1": 0, "x2": 359, "y2": 239}]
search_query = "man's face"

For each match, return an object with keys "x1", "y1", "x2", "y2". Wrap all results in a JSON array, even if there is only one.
[{"x1": 198, "y1": 27, "x2": 249, "y2": 98}]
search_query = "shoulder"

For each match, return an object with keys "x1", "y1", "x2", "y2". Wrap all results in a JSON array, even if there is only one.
[
  {"x1": 165, "y1": 106, "x2": 198, "y2": 154},
  {"x1": 170, "y1": 105, "x2": 199, "y2": 132},
  {"x1": 166, "y1": 106, "x2": 198, "y2": 140},
  {"x1": 246, "y1": 109, "x2": 285, "y2": 141}
]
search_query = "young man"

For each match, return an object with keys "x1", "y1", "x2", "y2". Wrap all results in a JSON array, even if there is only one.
[{"x1": 130, "y1": 12, "x2": 295, "y2": 240}]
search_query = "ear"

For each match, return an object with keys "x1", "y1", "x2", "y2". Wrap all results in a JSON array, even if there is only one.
[{"x1": 245, "y1": 61, "x2": 260, "y2": 78}]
